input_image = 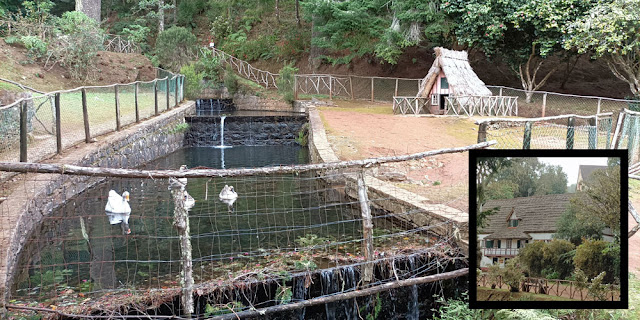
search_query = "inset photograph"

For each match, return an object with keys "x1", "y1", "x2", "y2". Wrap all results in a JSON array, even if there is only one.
[{"x1": 469, "y1": 149, "x2": 628, "y2": 309}]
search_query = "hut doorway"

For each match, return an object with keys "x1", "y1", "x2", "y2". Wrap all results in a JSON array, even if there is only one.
[{"x1": 439, "y1": 94, "x2": 449, "y2": 111}]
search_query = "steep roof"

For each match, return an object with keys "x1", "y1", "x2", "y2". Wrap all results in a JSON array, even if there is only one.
[
  {"x1": 417, "y1": 47, "x2": 492, "y2": 98},
  {"x1": 578, "y1": 165, "x2": 607, "y2": 183},
  {"x1": 479, "y1": 193, "x2": 573, "y2": 235}
]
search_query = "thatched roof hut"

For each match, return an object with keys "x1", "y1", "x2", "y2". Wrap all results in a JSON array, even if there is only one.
[{"x1": 417, "y1": 47, "x2": 491, "y2": 99}]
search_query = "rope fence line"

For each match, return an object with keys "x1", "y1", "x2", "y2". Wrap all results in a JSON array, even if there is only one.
[
  {"x1": 0, "y1": 69, "x2": 185, "y2": 180},
  {"x1": 0, "y1": 145, "x2": 475, "y2": 318}
]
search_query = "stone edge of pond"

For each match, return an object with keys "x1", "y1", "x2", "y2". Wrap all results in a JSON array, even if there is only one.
[
  {"x1": 0, "y1": 101, "x2": 196, "y2": 301},
  {"x1": 306, "y1": 106, "x2": 469, "y2": 253}
]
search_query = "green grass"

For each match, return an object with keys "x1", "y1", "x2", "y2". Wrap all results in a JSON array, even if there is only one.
[{"x1": 0, "y1": 81, "x2": 23, "y2": 92}]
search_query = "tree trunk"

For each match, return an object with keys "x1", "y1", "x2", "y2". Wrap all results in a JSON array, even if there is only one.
[
  {"x1": 560, "y1": 54, "x2": 581, "y2": 89},
  {"x1": 75, "y1": 0, "x2": 101, "y2": 23},
  {"x1": 517, "y1": 44, "x2": 558, "y2": 103},
  {"x1": 295, "y1": 0, "x2": 300, "y2": 27},
  {"x1": 606, "y1": 53, "x2": 640, "y2": 98},
  {"x1": 158, "y1": 0, "x2": 165, "y2": 34}
]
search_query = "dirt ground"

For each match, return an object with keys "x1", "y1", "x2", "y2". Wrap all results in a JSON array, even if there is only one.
[{"x1": 318, "y1": 100, "x2": 479, "y2": 212}]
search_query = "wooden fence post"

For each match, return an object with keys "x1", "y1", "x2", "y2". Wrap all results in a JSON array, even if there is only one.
[
  {"x1": 523, "y1": 121, "x2": 532, "y2": 149},
  {"x1": 19, "y1": 101, "x2": 28, "y2": 162},
  {"x1": 169, "y1": 185, "x2": 194, "y2": 317},
  {"x1": 370, "y1": 77, "x2": 374, "y2": 102},
  {"x1": 81, "y1": 88, "x2": 91, "y2": 142},
  {"x1": 328, "y1": 75, "x2": 332, "y2": 100},
  {"x1": 541, "y1": 93, "x2": 547, "y2": 117},
  {"x1": 499, "y1": 87, "x2": 503, "y2": 96},
  {"x1": 477, "y1": 123, "x2": 488, "y2": 143},
  {"x1": 174, "y1": 77, "x2": 179, "y2": 108},
  {"x1": 566, "y1": 116, "x2": 575, "y2": 149},
  {"x1": 134, "y1": 83, "x2": 140, "y2": 123},
  {"x1": 154, "y1": 80, "x2": 159, "y2": 116},
  {"x1": 55, "y1": 93, "x2": 62, "y2": 154},
  {"x1": 115, "y1": 85, "x2": 121, "y2": 131},
  {"x1": 588, "y1": 118, "x2": 597, "y2": 149},
  {"x1": 597, "y1": 98, "x2": 602, "y2": 115},
  {"x1": 294, "y1": 75, "x2": 298, "y2": 101},
  {"x1": 357, "y1": 170, "x2": 374, "y2": 283},
  {"x1": 349, "y1": 76, "x2": 354, "y2": 100},
  {"x1": 166, "y1": 77, "x2": 170, "y2": 110}
]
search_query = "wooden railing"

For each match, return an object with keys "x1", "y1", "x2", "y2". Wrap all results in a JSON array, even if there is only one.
[
  {"x1": 103, "y1": 34, "x2": 140, "y2": 54},
  {"x1": 393, "y1": 97, "x2": 429, "y2": 115},
  {"x1": 295, "y1": 74, "x2": 351, "y2": 99},
  {"x1": 477, "y1": 274, "x2": 620, "y2": 301},
  {"x1": 482, "y1": 248, "x2": 519, "y2": 257},
  {"x1": 212, "y1": 48, "x2": 279, "y2": 89},
  {"x1": 445, "y1": 95, "x2": 519, "y2": 116}
]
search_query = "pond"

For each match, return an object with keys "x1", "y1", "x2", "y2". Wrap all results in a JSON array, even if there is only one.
[{"x1": 12, "y1": 145, "x2": 365, "y2": 297}]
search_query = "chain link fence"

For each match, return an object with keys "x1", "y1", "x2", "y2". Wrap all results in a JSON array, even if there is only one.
[{"x1": 0, "y1": 70, "x2": 184, "y2": 179}]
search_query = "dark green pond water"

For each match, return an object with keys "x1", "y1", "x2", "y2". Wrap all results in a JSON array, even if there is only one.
[{"x1": 13, "y1": 146, "x2": 362, "y2": 296}]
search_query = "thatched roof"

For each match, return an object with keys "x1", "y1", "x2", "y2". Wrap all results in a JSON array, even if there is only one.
[
  {"x1": 578, "y1": 165, "x2": 607, "y2": 183},
  {"x1": 479, "y1": 193, "x2": 573, "y2": 236},
  {"x1": 417, "y1": 47, "x2": 492, "y2": 98}
]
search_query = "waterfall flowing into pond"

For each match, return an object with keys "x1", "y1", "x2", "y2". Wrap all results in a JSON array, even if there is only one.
[
  {"x1": 214, "y1": 116, "x2": 232, "y2": 150},
  {"x1": 406, "y1": 256, "x2": 420, "y2": 320}
]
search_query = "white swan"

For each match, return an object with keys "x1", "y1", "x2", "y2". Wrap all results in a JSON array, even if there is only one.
[
  {"x1": 184, "y1": 190, "x2": 195, "y2": 209},
  {"x1": 169, "y1": 165, "x2": 189, "y2": 190},
  {"x1": 105, "y1": 190, "x2": 131, "y2": 214},
  {"x1": 219, "y1": 185, "x2": 238, "y2": 200},
  {"x1": 105, "y1": 190, "x2": 131, "y2": 234}
]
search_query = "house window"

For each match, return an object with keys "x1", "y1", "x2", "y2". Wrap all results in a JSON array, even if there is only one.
[
  {"x1": 492, "y1": 258, "x2": 498, "y2": 264},
  {"x1": 497, "y1": 240, "x2": 501, "y2": 248},
  {"x1": 431, "y1": 94, "x2": 438, "y2": 105},
  {"x1": 517, "y1": 240, "x2": 521, "y2": 248},
  {"x1": 440, "y1": 77, "x2": 449, "y2": 89},
  {"x1": 506, "y1": 240, "x2": 512, "y2": 248},
  {"x1": 509, "y1": 219, "x2": 519, "y2": 227},
  {"x1": 485, "y1": 240, "x2": 494, "y2": 248}
]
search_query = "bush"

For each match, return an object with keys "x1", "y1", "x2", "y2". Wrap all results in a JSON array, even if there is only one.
[
  {"x1": 518, "y1": 241, "x2": 545, "y2": 277},
  {"x1": 486, "y1": 264, "x2": 502, "y2": 289},
  {"x1": 277, "y1": 63, "x2": 298, "y2": 105},
  {"x1": 180, "y1": 63, "x2": 204, "y2": 100},
  {"x1": 121, "y1": 24, "x2": 151, "y2": 53},
  {"x1": 223, "y1": 65, "x2": 238, "y2": 95},
  {"x1": 154, "y1": 26, "x2": 197, "y2": 71},
  {"x1": 51, "y1": 11, "x2": 104, "y2": 79},
  {"x1": 197, "y1": 50, "x2": 222, "y2": 81},
  {"x1": 542, "y1": 239, "x2": 575, "y2": 279},
  {"x1": 502, "y1": 258, "x2": 524, "y2": 292},
  {"x1": 574, "y1": 239, "x2": 616, "y2": 283},
  {"x1": 20, "y1": 35, "x2": 46, "y2": 60}
]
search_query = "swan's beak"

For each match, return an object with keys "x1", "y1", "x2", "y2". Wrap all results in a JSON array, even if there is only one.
[
  {"x1": 126, "y1": 228, "x2": 131, "y2": 234},
  {"x1": 125, "y1": 194, "x2": 130, "y2": 201}
]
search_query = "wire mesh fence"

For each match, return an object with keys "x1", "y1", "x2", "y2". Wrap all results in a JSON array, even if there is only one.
[
  {"x1": 477, "y1": 113, "x2": 614, "y2": 150},
  {"x1": 0, "y1": 147, "x2": 472, "y2": 318},
  {"x1": 0, "y1": 71, "x2": 184, "y2": 180},
  {"x1": 614, "y1": 109, "x2": 640, "y2": 164}
]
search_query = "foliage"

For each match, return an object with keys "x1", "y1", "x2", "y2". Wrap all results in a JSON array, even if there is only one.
[
  {"x1": 587, "y1": 271, "x2": 609, "y2": 301},
  {"x1": 485, "y1": 158, "x2": 567, "y2": 199},
  {"x1": 121, "y1": 24, "x2": 151, "y2": 53},
  {"x1": 180, "y1": 62, "x2": 204, "y2": 100},
  {"x1": 518, "y1": 240, "x2": 545, "y2": 276},
  {"x1": 29, "y1": 268, "x2": 73, "y2": 289},
  {"x1": 494, "y1": 309, "x2": 558, "y2": 320},
  {"x1": 573, "y1": 239, "x2": 616, "y2": 283},
  {"x1": 154, "y1": 26, "x2": 197, "y2": 71},
  {"x1": 555, "y1": 202, "x2": 605, "y2": 245},
  {"x1": 295, "y1": 123, "x2": 309, "y2": 147},
  {"x1": 502, "y1": 258, "x2": 525, "y2": 292},
  {"x1": 541, "y1": 239, "x2": 575, "y2": 279},
  {"x1": 277, "y1": 63, "x2": 298, "y2": 104},
  {"x1": 476, "y1": 157, "x2": 512, "y2": 227},
  {"x1": 564, "y1": 0, "x2": 640, "y2": 96},
  {"x1": 50, "y1": 11, "x2": 105, "y2": 80},
  {"x1": 293, "y1": 259, "x2": 317, "y2": 270},
  {"x1": 572, "y1": 165, "x2": 621, "y2": 236},
  {"x1": 275, "y1": 286, "x2": 292, "y2": 304},
  {"x1": 432, "y1": 292, "x2": 482, "y2": 320},
  {"x1": 203, "y1": 301, "x2": 244, "y2": 316},
  {"x1": 295, "y1": 233, "x2": 329, "y2": 247},
  {"x1": 197, "y1": 49, "x2": 222, "y2": 81},
  {"x1": 223, "y1": 65, "x2": 238, "y2": 95},
  {"x1": 177, "y1": 0, "x2": 207, "y2": 28},
  {"x1": 486, "y1": 263, "x2": 502, "y2": 288},
  {"x1": 303, "y1": 0, "x2": 388, "y2": 65},
  {"x1": 20, "y1": 35, "x2": 46, "y2": 60}
]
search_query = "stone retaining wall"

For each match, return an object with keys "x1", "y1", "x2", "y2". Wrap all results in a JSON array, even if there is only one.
[
  {"x1": 184, "y1": 115, "x2": 307, "y2": 146},
  {"x1": 0, "y1": 101, "x2": 195, "y2": 299}
]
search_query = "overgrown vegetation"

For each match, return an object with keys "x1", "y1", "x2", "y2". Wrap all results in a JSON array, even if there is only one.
[{"x1": 277, "y1": 63, "x2": 297, "y2": 104}]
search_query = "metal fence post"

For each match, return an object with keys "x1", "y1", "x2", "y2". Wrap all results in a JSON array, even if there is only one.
[
  {"x1": 294, "y1": 75, "x2": 298, "y2": 100},
  {"x1": 588, "y1": 118, "x2": 597, "y2": 149},
  {"x1": 394, "y1": 78, "x2": 398, "y2": 97},
  {"x1": 329, "y1": 75, "x2": 333, "y2": 100},
  {"x1": 115, "y1": 85, "x2": 121, "y2": 131},
  {"x1": 370, "y1": 77, "x2": 374, "y2": 102},
  {"x1": 174, "y1": 77, "x2": 179, "y2": 108},
  {"x1": 55, "y1": 93, "x2": 62, "y2": 154},
  {"x1": 477, "y1": 123, "x2": 488, "y2": 143},
  {"x1": 523, "y1": 121, "x2": 532, "y2": 149},
  {"x1": 19, "y1": 101, "x2": 28, "y2": 162},
  {"x1": 357, "y1": 170, "x2": 374, "y2": 283},
  {"x1": 134, "y1": 83, "x2": 140, "y2": 123},
  {"x1": 166, "y1": 77, "x2": 170, "y2": 110},
  {"x1": 541, "y1": 93, "x2": 547, "y2": 117},
  {"x1": 566, "y1": 116, "x2": 575, "y2": 149},
  {"x1": 154, "y1": 80, "x2": 159, "y2": 116},
  {"x1": 81, "y1": 88, "x2": 91, "y2": 142}
]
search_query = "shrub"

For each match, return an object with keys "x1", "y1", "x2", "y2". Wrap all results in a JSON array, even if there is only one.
[
  {"x1": 277, "y1": 63, "x2": 298, "y2": 105},
  {"x1": 20, "y1": 35, "x2": 46, "y2": 60},
  {"x1": 197, "y1": 49, "x2": 222, "y2": 81},
  {"x1": 154, "y1": 26, "x2": 197, "y2": 71},
  {"x1": 51, "y1": 11, "x2": 104, "y2": 79},
  {"x1": 180, "y1": 63, "x2": 204, "y2": 100},
  {"x1": 542, "y1": 239, "x2": 575, "y2": 279},
  {"x1": 588, "y1": 271, "x2": 609, "y2": 301},
  {"x1": 432, "y1": 292, "x2": 482, "y2": 320},
  {"x1": 518, "y1": 240, "x2": 545, "y2": 277},
  {"x1": 502, "y1": 258, "x2": 524, "y2": 292},
  {"x1": 486, "y1": 264, "x2": 502, "y2": 289},
  {"x1": 223, "y1": 65, "x2": 238, "y2": 95},
  {"x1": 574, "y1": 239, "x2": 616, "y2": 282},
  {"x1": 121, "y1": 24, "x2": 151, "y2": 53}
]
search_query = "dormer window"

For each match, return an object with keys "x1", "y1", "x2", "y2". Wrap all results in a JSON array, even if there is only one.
[
  {"x1": 506, "y1": 208, "x2": 519, "y2": 227},
  {"x1": 509, "y1": 219, "x2": 519, "y2": 227}
]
